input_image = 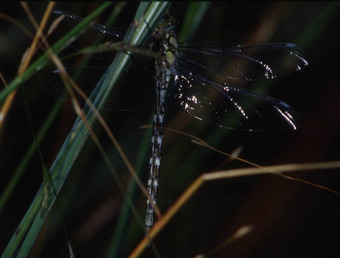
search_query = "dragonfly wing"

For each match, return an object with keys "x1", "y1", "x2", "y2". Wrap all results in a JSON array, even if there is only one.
[
  {"x1": 177, "y1": 43, "x2": 308, "y2": 84},
  {"x1": 53, "y1": 10, "x2": 126, "y2": 39},
  {"x1": 172, "y1": 66, "x2": 299, "y2": 131}
]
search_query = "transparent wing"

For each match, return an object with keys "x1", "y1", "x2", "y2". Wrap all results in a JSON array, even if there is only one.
[
  {"x1": 172, "y1": 66, "x2": 299, "y2": 131},
  {"x1": 177, "y1": 43, "x2": 308, "y2": 84},
  {"x1": 53, "y1": 10, "x2": 126, "y2": 39}
]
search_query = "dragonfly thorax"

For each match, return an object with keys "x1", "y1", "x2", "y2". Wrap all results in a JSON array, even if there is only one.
[{"x1": 152, "y1": 20, "x2": 178, "y2": 70}]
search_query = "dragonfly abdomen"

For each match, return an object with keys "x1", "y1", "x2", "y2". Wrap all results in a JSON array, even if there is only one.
[{"x1": 145, "y1": 67, "x2": 172, "y2": 230}]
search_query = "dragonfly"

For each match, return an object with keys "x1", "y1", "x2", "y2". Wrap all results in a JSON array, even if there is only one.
[{"x1": 53, "y1": 10, "x2": 308, "y2": 232}]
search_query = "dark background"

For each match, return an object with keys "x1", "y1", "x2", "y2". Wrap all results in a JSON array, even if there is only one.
[{"x1": 0, "y1": 2, "x2": 339, "y2": 257}]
